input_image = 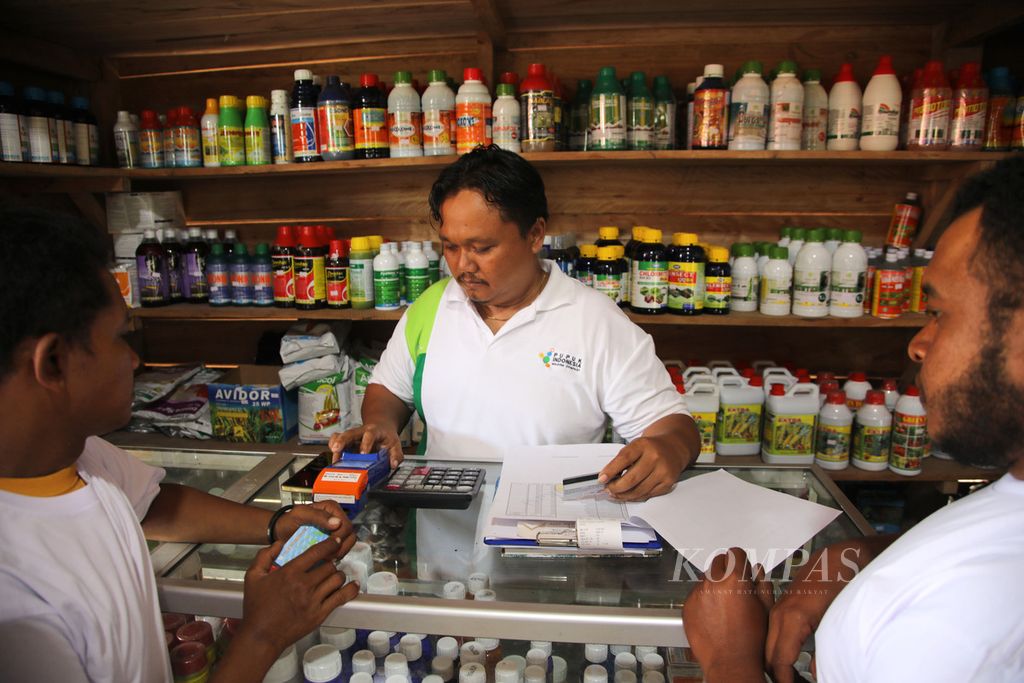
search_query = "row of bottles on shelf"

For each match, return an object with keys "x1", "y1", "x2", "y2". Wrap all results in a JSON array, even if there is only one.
[
  {"x1": 0, "y1": 82, "x2": 100, "y2": 164},
  {"x1": 670, "y1": 360, "x2": 934, "y2": 475}
]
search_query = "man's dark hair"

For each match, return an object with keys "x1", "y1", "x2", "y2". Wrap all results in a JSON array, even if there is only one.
[
  {"x1": 955, "y1": 155, "x2": 1024, "y2": 335},
  {"x1": 428, "y1": 145, "x2": 549, "y2": 237},
  {"x1": 0, "y1": 208, "x2": 112, "y2": 378}
]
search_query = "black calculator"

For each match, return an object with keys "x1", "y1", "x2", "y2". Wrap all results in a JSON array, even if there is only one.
[{"x1": 369, "y1": 464, "x2": 485, "y2": 510}]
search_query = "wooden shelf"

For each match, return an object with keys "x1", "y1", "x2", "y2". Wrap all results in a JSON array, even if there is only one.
[
  {"x1": 712, "y1": 454, "x2": 1002, "y2": 483},
  {"x1": 131, "y1": 303, "x2": 926, "y2": 328}
]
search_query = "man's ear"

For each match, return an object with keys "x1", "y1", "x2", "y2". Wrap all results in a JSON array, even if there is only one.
[
  {"x1": 528, "y1": 217, "x2": 547, "y2": 254},
  {"x1": 30, "y1": 333, "x2": 69, "y2": 392}
]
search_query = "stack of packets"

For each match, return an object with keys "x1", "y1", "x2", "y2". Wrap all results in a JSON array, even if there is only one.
[
  {"x1": 128, "y1": 364, "x2": 223, "y2": 439},
  {"x1": 278, "y1": 323, "x2": 357, "y2": 445}
]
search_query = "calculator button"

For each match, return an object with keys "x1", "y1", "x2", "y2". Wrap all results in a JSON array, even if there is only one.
[
  {"x1": 456, "y1": 485, "x2": 473, "y2": 492},
  {"x1": 386, "y1": 484, "x2": 402, "y2": 490},
  {"x1": 412, "y1": 466, "x2": 431, "y2": 476}
]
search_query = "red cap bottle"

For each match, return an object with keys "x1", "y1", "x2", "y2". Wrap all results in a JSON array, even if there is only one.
[
  {"x1": 865, "y1": 390, "x2": 886, "y2": 405},
  {"x1": 360, "y1": 73, "x2": 379, "y2": 88},
  {"x1": 848, "y1": 371, "x2": 868, "y2": 383},
  {"x1": 463, "y1": 67, "x2": 483, "y2": 83},
  {"x1": 275, "y1": 225, "x2": 296, "y2": 247},
  {"x1": 903, "y1": 385, "x2": 920, "y2": 397},
  {"x1": 298, "y1": 225, "x2": 320, "y2": 249},
  {"x1": 748, "y1": 376, "x2": 764, "y2": 388},
  {"x1": 826, "y1": 390, "x2": 847, "y2": 405},
  {"x1": 834, "y1": 63, "x2": 857, "y2": 84},
  {"x1": 956, "y1": 62, "x2": 984, "y2": 89},
  {"x1": 873, "y1": 55, "x2": 896, "y2": 76},
  {"x1": 328, "y1": 239, "x2": 347, "y2": 259},
  {"x1": 770, "y1": 383, "x2": 787, "y2": 396},
  {"x1": 170, "y1": 642, "x2": 209, "y2": 679},
  {"x1": 921, "y1": 60, "x2": 949, "y2": 88},
  {"x1": 140, "y1": 109, "x2": 161, "y2": 130}
]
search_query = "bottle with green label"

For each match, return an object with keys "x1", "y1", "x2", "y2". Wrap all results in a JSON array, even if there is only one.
[
  {"x1": 349, "y1": 236, "x2": 375, "y2": 310},
  {"x1": 244, "y1": 95, "x2": 271, "y2": 165},
  {"x1": 569, "y1": 79, "x2": 593, "y2": 151},
  {"x1": 373, "y1": 242, "x2": 401, "y2": 311},
  {"x1": 217, "y1": 95, "x2": 245, "y2": 166},
  {"x1": 589, "y1": 67, "x2": 626, "y2": 151},
  {"x1": 593, "y1": 246, "x2": 623, "y2": 303},
  {"x1": 653, "y1": 75, "x2": 677, "y2": 150},
  {"x1": 628, "y1": 71, "x2": 654, "y2": 150},
  {"x1": 667, "y1": 232, "x2": 706, "y2": 315},
  {"x1": 404, "y1": 242, "x2": 430, "y2": 303},
  {"x1": 630, "y1": 228, "x2": 668, "y2": 314}
]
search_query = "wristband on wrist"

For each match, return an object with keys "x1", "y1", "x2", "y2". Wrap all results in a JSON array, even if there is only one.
[{"x1": 267, "y1": 504, "x2": 295, "y2": 544}]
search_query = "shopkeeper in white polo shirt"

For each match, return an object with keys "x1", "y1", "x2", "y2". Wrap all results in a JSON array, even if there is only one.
[{"x1": 330, "y1": 145, "x2": 699, "y2": 500}]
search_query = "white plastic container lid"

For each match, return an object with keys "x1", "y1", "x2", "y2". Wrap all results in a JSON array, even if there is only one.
[
  {"x1": 460, "y1": 641, "x2": 486, "y2": 665},
  {"x1": 443, "y1": 581, "x2": 467, "y2": 600},
  {"x1": 502, "y1": 655, "x2": 526, "y2": 675},
  {"x1": 495, "y1": 660, "x2": 521, "y2": 683},
  {"x1": 351, "y1": 674, "x2": 374, "y2": 683},
  {"x1": 352, "y1": 650, "x2": 376, "y2": 675},
  {"x1": 703, "y1": 64, "x2": 725, "y2": 78},
  {"x1": 474, "y1": 589, "x2": 497, "y2": 601},
  {"x1": 467, "y1": 572, "x2": 490, "y2": 594},
  {"x1": 551, "y1": 656, "x2": 568, "y2": 683},
  {"x1": 615, "y1": 652, "x2": 637, "y2": 672},
  {"x1": 586, "y1": 644, "x2": 609, "y2": 663},
  {"x1": 399, "y1": 634, "x2": 423, "y2": 661},
  {"x1": 303, "y1": 644, "x2": 343, "y2": 683},
  {"x1": 262, "y1": 644, "x2": 299, "y2": 683},
  {"x1": 642, "y1": 672, "x2": 665, "y2": 683},
  {"x1": 460, "y1": 663, "x2": 487, "y2": 683},
  {"x1": 345, "y1": 541, "x2": 374, "y2": 569},
  {"x1": 615, "y1": 671, "x2": 637, "y2": 683},
  {"x1": 525, "y1": 648, "x2": 549, "y2": 668},
  {"x1": 367, "y1": 571, "x2": 399, "y2": 595},
  {"x1": 386, "y1": 676, "x2": 409, "y2": 683},
  {"x1": 432, "y1": 655, "x2": 455, "y2": 680},
  {"x1": 385, "y1": 653, "x2": 410, "y2": 677},
  {"x1": 423, "y1": 676, "x2": 445, "y2": 683},
  {"x1": 524, "y1": 665, "x2": 547, "y2": 683},
  {"x1": 529, "y1": 642, "x2": 553, "y2": 657},
  {"x1": 319, "y1": 626, "x2": 356, "y2": 651},
  {"x1": 609, "y1": 645, "x2": 632, "y2": 656},
  {"x1": 368, "y1": 631, "x2": 392, "y2": 657},
  {"x1": 585, "y1": 664, "x2": 610, "y2": 683},
  {"x1": 435, "y1": 637, "x2": 459, "y2": 660},
  {"x1": 294, "y1": 69, "x2": 313, "y2": 81},
  {"x1": 640, "y1": 654, "x2": 664, "y2": 672}
]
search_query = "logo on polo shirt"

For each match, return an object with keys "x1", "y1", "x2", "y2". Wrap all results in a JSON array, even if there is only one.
[{"x1": 539, "y1": 347, "x2": 582, "y2": 372}]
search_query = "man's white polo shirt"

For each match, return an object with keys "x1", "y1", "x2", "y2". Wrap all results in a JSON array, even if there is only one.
[{"x1": 370, "y1": 260, "x2": 689, "y2": 460}]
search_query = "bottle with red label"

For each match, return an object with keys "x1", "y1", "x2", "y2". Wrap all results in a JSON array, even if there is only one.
[
  {"x1": 291, "y1": 69, "x2": 321, "y2": 162},
  {"x1": 317, "y1": 75, "x2": 354, "y2": 161},
  {"x1": 871, "y1": 252, "x2": 904, "y2": 319},
  {"x1": 294, "y1": 225, "x2": 326, "y2": 310},
  {"x1": 456, "y1": 67, "x2": 492, "y2": 154},
  {"x1": 326, "y1": 239, "x2": 351, "y2": 309},
  {"x1": 885, "y1": 191, "x2": 922, "y2": 250},
  {"x1": 520, "y1": 63, "x2": 555, "y2": 153},
  {"x1": 982, "y1": 67, "x2": 1015, "y2": 152},
  {"x1": 138, "y1": 109, "x2": 163, "y2": 169},
  {"x1": 693, "y1": 64, "x2": 729, "y2": 150},
  {"x1": 889, "y1": 385, "x2": 929, "y2": 476},
  {"x1": 907, "y1": 60, "x2": 952, "y2": 150},
  {"x1": 272, "y1": 225, "x2": 296, "y2": 307},
  {"x1": 949, "y1": 62, "x2": 988, "y2": 150},
  {"x1": 354, "y1": 73, "x2": 389, "y2": 159}
]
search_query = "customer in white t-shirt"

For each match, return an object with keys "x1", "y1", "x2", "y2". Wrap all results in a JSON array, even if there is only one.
[
  {"x1": 0, "y1": 209, "x2": 361, "y2": 682},
  {"x1": 681, "y1": 157, "x2": 1024, "y2": 682},
  {"x1": 331, "y1": 145, "x2": 699, "y2": 501}
]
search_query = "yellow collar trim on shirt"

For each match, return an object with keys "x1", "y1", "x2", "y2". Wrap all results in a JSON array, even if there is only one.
[{"x1": 0, "y1": 465, "x2": 86, "y2": 497}]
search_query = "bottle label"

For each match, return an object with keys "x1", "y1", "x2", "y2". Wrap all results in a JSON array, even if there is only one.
[
  {"x1": 218, "y1": 125, "x2": 245, "y2": 165},
  {"x1": 140, "y1": 130, "x2": 163, "y2": 168},
  {"x1": 693, "y1": 89, "x2": 728, "y2": 148},
  {"x1": 349, "y1": 257, "x2": 374, "y2": 306},
  {"x1": 294, "y1": 255, "x2": 317, "y2": 306},
  {"x1": 909, "y1": 265, "x2": 927, "y2": 313},
  {"x1": 950, "y1": 94, "x2": 987, "y2": 147},
  {"x1": 704, "y1": 275, "x2": 732, "y2": 310},
  {"x1": 830, "y1": 269, "x2": 865, "y2": 312},
  {"x1": 271, "y1": 113, "x2": 292, "y2": 163},
  {"x1": 760, "y1": 274, "x2": 792, "y2": 309},
  {"x1": 230, "y1": 265, "x2": 252, "y2": 304},
  {"x1": 207, "y1": 266, "x2": 230, "y2": 304},
  {"x1": 455, "y1": 101, "x2": 492, "y2": 154},
  {"x1": 162, "y1": 129, "x2": 175, "y2": 167},
  {"x1": 763, "y1": 411, "x2": 815, "y2": 456},
  {"x1": 47, "y1": 118, "x2": 59, "y2": 160},
  {"x1": 326, "y1": 265, "x2": 350, "y2": 306},
  {"x1": 692, "y1": 411, "x2": 717, "y2": 455},
  {"x1": 388, "y1": 111, "x2": 423, "y2": 149},
  {"x1": 728, "y1": 100, "x2": 767, "y2": 146},
  {"x1": 570, "y1": 103, "x2": 589, "y2": 151},
  {"x1": 716, "y1": 404, "x2": 763, "y2": 444},
  {"x1": 815, "y1": 422, "x2": 852, "y2": 462},
  {"x1": 769, "y1": 100, "x2": 803, "y2": 147},
  {"x1": 628, "y1": 97, "x2": 654, "y2": 150},
  {"x1": 632, "y1": 260, "x2": 668, "y2": 310},
  {"x1": 982, "y1": 95, "x2": 1014, "y2": 151},
  {"x1": 272, "y1": 254, "x2": 294, "y2": 303},
  {"x1": 802, "y1": 105, "x2": 828, "y2": 149},
  {"x1": 353, "y1": 107, "x2": 388, "y2": 151},
  {"x1": 521, "y1": 90, "x2": 555, "y2": 145},
  {"x1": 871, "y1": 269, "x2": 905, "y2": 319},
  {"x1": 318, "y1": 102, "x2": 355, "y2": 154},
  {"x1": 165, "y1": 252, "x2": 183, "y2": 300},
  {"x1": 594, "y1": 272, "x2": 622, "y2": 303},
  {"x1": 136, "y1": 253, "x2": 169, "y2": 303},
  {"x1": 886, "y1": 202, "x2": 921, "y2": 249},
  {"x1": 73, "y1": 121, "x2": 91, "y2": 165},
  {"x1": 253, "y1": 267, "x2": 274, "y2": 304},
  {"x1": 909, "y1": 93, "x2": 951, "y2": 147},
  {"x1": 861, "y1": 102, "x2": 901, "y2": 138},
  {"x1": 493, "y1": 110, "x2": 521, "y2": 148},
  {"x1": 589, "y1": 94, "x2": 626, "y2": 150},
  {"x1": 0, "y1": 113, "x2": 22, "y2": 162},
  {"x1": 406, "y1": 266, "x2": 430, "y2": 302},
  {"x1": 852, "y1": 422, "x2": 891, "y2": 464},
  {"x1": 184, "y1": 253, "x2": 208, "y2": 300},
  {"x1": 653, "y1": 101, "x2": 676, "y2": 150},
  {"x1": 890, "y1": 412, "x2": 929, "y2": 471},
  {"x1": 576, "y1": 270, "x2": 594, "y2": 288},
  {"x1": 423, "y1": 109, "x2": 454, "y2": 150},
  {"x1": 667, "y1": 261, "x2": 704, "y2": 312},
  {"x1": 201, "y1": 124, "x2": 219, "y2": 165},
  {"x1": 373, "y1": 269, "x2": 400, "y2": 309},
  {"x1": 245, "y1": 126, "x2": 269, "y2": 165},
  {"x1": 731, "y1": 272, "x2": 759, "y2": 304},
  {"x1": 827, "y1": 106, "x2": 861, "y2": 142},
  {"x1": 59, "y1": 120, "x2": 74, "y2": 163},
  {"x1": 792, "y1": 268, "x2": 830, "y2": 312},
  {"x1": 176, "y1": 127, "x2": 202, "y2": 166},
  {"x1": 290, "y1": 106, "x2": 319, "y2": 160}
]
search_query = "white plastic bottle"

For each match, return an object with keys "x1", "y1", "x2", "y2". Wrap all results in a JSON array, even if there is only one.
[
  {"x1": 889, "y1": 385, "x2": 928, "y2": 476},
  {"x1": 801, "y1": 69, "x2": 829, "y2": 150},
  {"x1": 421, "y1": 240, "x2": 441, "y2": 283},
  {"x1": 492, "y1": 83, "x2": 521, "y2": 153},
  {"x1": 843, "y1": 371, "x2": 872, "y2": 411},
  {"x1": 200, "y1": 98, "x2": 220, "y2": 167},
  {"x1": 269, "y1": 89, "x2": 292, "y2": 164},
  {"x1": 388, "y1": 71, "x2": 423, "y2": 158},
  {"x1": 405, "y1": 242, "x2": 430, "y2": 304},
  {"x1": 829, "y1": 229, "x2": 867, "y2": 317},
  {"x1": 422, "y1": 69, "x2": 456, "y2": 156},
  {"x1": 761, "y1": 382, "x2": 819, "y2": 465},
  {"x1": 715, "y1": 375, "x2": 764, "y2": 456},
  {"x1": 786, "y1": 229, "x2": 805, "y2": 266},
  {"x1": 823, "y1": 228, "x2": 842, "y2": 255},
  {"x1": 455, "y1": 68, "x2": 492, "y2": 155},
  {"x1": 792, "y1": 228, "x2": 831, "y2": 318},
  {"x1": 729, "y1": 243, "x2": 759, "y2": 312},
  {"x1": 727, "y1": 61, "x2": 769, "y2": 151},
  {"x1": 815, "y1": 390, "x2": 853, "y2": 470},
  {"x1": 881, "y1": 378, "x2": 900, "y2": 412},
  {"x1": 113, "y1": 110, "x2": 140, "y2": 168},
  {"x1": 682, "y1": 381, "x2": 720, "y2": 462},
  {"x1": 860, "y1": 55, "x2": 902, "y2": 151},
  {"x1": 852, "y1": 390, "x2": 892, "y2": 471},
  {"x1": 767, "y1": 60, "x2": 804, "y2": 151},
  {"x1": 759, "y1": 246, "x2": 792, "y2": 316},
  {"x1": 827, "y1": 63, "x2": 862, "y2": 151},
  {"x1": 373, "y1": 243, "x2": 401, "y2": 311}
]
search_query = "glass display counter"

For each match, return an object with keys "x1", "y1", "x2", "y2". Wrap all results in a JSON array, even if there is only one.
[{"x1": 138, "y1": 447, "x2": 872, "y2": 648}]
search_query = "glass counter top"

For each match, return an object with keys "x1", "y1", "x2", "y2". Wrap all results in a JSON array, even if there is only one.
[{"x1": 130, "y1": 448, "x2": 271, "y2": 497}]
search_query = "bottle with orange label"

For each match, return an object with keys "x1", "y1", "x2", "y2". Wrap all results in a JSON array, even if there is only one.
[
  {"x1": 693, "y1": 64, "x2": 729, "y2": 150},
  {"x1": 456, "y1": 68, "x2": 492, "y2": 154},
  {"x1": 884, "y1": 191, "x2": 922, "y2": 250},
  {"x1": 667, "y1": 232, "x2": 706, "y2": 315},
  {"x1": 907, "y1": 60, "x2": 952, "y2": 150},
  {"x1": 871, "y1": 252, "x2": 905, "y2": 319},
  {"x1": 422, "y1": 70, "x2": 456, "y2": 156},
  {"x1": 354, "y1": 73, "x2": 389, "y2": 159},
  {"x1": 949, "y1": 62, "x2": 988, "y2": 150},
  {"x1": 317, "y1": 75, "x2": 354, "y2": 161},
  {"x1": 388, "y1": 71, "x2": 423, "y2": 158}
]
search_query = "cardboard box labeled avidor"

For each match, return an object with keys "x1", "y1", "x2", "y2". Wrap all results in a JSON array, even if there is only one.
[{"x1": 208, "y1": 365, "x2": 296, "y2": 443}]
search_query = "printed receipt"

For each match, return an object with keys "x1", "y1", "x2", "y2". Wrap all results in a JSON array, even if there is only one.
[{"x1": 575, "y1": 518, "x2": 624, "y2": 550}]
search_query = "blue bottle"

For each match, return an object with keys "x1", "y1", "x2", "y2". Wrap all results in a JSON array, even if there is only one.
[
  {"x1": 230, "y1": 242, "x2": 253, "y2": 305},
  {"x1": 207, "y1": 243, "x2": 232, "y2": 306},
  {"x1": 252, "y1": 243, "x2": 274, "y2": 306}
]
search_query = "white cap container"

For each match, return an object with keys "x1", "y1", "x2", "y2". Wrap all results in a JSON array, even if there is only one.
[
  {"x1": 351, "y1": 674, "x2": 374, "y2": 683},
  {"x1": 852, "y1": 390, "x2": 893, "y2": 471},
  {"x1": 460, "y1": 663, "x2": 487, "y2": 683},
  {"x1": 585, "y1": 664, "x2": 610, "y2": 683},
  {"x1": 303, "y1": 644, "x2": 343, "y2": 683},
  {"x1": 551, "y1": 656, "x2": 567, "y2": 683},
  {"x1": 586, "y1": 644, "x2": 610, "y2": 664},
  {"x1": 385, "y1": 653, "x2": 410, "y2": 678},
  {"x1": 460, "y1": 641, "x2": 486, "y2": 665},
  {"x1": 368, "y1": 631, "x2": 392, "y2": 658},
  {"x1": 262, "y1": 644, "x2": 299, "y2": 683},
  {"x1": 524, "y1": 665, "x2": 546, "y2": 683},
  {"x1": 366, "y1": 571, "x2": 399, "y2": 595},
  {"x1": 495, "y1": 660, "x2": 521, "y2": 683},
  {"x1": 352, "y1": 650, "x2": 376, "y2": 675},
  {"x1": 435, "y1": 637, "x2": 460, "y2": 660},
  {"x1": 614, "y1": 652, "x2": 637, "y2": 673},
  {"x1": 319, "y1": 626, "x2": 356, "y2": 652}
]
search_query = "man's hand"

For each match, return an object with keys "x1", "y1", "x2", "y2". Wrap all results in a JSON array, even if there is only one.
[
  {"x1": 273, "y1": 500, "x2": 353, "y2": 545},
  {"x1": 600, "y1": 435, "x2": 685, "y2": 501},
  {"x1": 238, "y1": 534, "x2": 359, "y2": 655},
  {"x1": 683, "y1": 548, "x2": 773, "y2": 683},
  {"x1": 328, "y1": 424, "x2": 404, "y2": 468}
]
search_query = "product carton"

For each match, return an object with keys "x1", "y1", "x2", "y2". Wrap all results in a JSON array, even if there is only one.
[
  {"x1": 207, "y1": 365, "x2": 297, "y2": 443},
  {"x1": 105, "y1": 191, "x2": 186, "y2": 234}
]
